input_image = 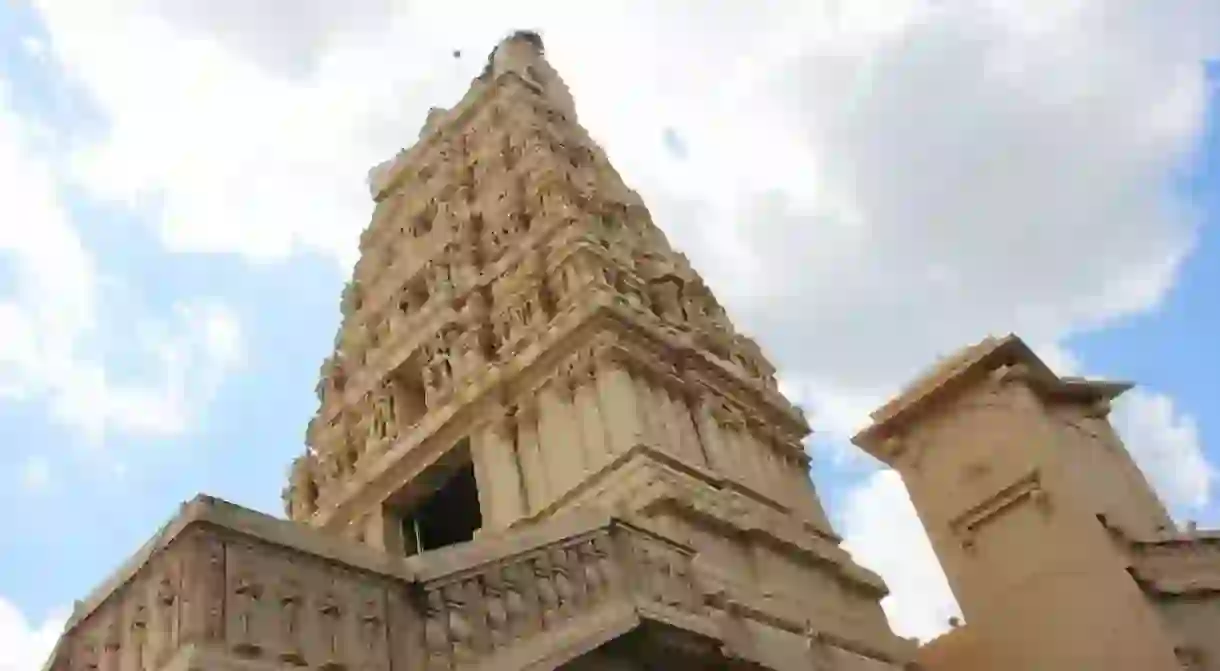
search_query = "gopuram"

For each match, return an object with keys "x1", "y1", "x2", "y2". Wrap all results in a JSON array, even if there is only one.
[{"x1": 39, "y1": 31, "x2": 1220, "y2": 671}]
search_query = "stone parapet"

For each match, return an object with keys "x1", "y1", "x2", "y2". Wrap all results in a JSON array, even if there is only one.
[{"x1": 44, "y1": 494, "x2": 908, "y2": 671}]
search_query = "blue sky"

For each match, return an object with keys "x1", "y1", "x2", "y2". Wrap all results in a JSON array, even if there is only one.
[{"x1": 1, "y1": 1, "x2": 1219, "y2": 664}]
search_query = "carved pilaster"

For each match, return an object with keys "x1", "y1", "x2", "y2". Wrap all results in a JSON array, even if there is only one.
[
  {"x1": 537, "y1": 375, "x2": 588, "y2": 503},
  {"x1": 591, "y1": 350, "x2": 643, "y2": 458},
  {"x1": 514, "y1": 404, "x2": 549, "y2": 514},
  {"x1": 571, "y1": 352, "x2": 611, "y2": 473},
  {"x1": 472, "y1": 407, "x2": 528, "y2": 529}
]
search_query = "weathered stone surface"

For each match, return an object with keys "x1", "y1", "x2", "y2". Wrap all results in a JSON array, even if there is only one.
[
  {"x1": 856, "y1": 334, "x2": 1220, "y2": 671},
  {"x1": 45, "y1": 494, "x2": 915, "y2": 671}
]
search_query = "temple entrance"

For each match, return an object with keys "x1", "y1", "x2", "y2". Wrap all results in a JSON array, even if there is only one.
[{"x1": 389, "y1": 439, "x2": 483, "y2": 556}]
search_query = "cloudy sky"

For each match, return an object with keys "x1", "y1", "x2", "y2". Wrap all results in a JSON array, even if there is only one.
[{"x1": 1, "y1": 0, "x2": 1218, "y2": 666}]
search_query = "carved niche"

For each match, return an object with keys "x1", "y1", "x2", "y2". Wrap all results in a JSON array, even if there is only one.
[
  {"x1": 422, "y1": 327, "x2": 460, "y2": 406},
  {"x1": 365, "y1": 381, "x2": 399, "y2": 460}
]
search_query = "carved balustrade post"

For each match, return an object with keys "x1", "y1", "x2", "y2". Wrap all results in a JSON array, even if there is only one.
[
  {"x1": 614, "y1": 526, "x2": 700, "y2": 615},
  {"x1": 481, "y1": 571, "x2": 511, "y2": 651},
  {"x1": 575, "y1": 540, "x2": 605, "y2": 602},
  {"x1": 548, "y1": 546, "x2": 578, "y2": 615},
  {"x1": 422, "y1": 588, "x2": 453, "y2": 670},
  {"x1": 531, "y1": 555, "x2": 562, "y2": 629},
  {"x1": 590, "y1": 533, "x2": 622, "y2": 597},
  {"x1": 501, "y1": 561, "x2": 541, "y2": 640},
  {"x1": 442, "y1": 581, "x2": 475, "y2": 665}
]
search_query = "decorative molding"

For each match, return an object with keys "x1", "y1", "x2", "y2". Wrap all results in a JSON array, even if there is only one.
[{"x1": 949, "y1": 470, "x2": 1049, "y2": 549}]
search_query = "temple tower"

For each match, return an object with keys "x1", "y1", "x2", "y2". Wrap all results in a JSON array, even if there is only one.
[
  {"x1": 283, "y1": 30, "x2": 912, "y2": 667},
  {"x1": 854, "y1": 334, "x2": 1183, "y2": 671}
]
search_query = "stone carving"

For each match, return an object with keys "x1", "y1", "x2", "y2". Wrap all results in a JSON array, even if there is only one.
[
  {"x1": 229, "y1": 563, "x2": 269, "y2": 656},
  {"x1": 316, "y1": 355, "x2": 347, "y2": 405},
  {"x1": 340, "y1": 280, "x2": 363, "y2": 317},
  {"x1": 369, "y1": 383, "x2": 398, "y2": 448},
  {"x1": 424, "y1": 260, "x2": 453, "y2": 298},
  {"x1": 283, "y1": 456, "x2": 319, "y2": 520},
  {"x1": 274, "y1": 576, "x2": 306, "y2": 665}
]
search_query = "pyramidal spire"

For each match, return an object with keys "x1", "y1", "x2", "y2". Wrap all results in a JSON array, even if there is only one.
[
  {"x1": 278, "y1": 32, "x2": 911, "y2": 667},
  {"x1": 290, "y1": 26, "x2": 824, "y2": 539},
  {"x1": 481, "y1": 29, "x2": 577, "y2": 123},
  {"x1": 292, "y1": 27, "x2": 811, "y2": 535}
]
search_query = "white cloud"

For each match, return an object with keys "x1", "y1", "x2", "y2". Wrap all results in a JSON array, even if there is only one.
[
  {"x1": 1022, "y1": 340, "x2": 1212, "y2": 515},
  {"x1": 1114, "y1": 388, "x2": 1215, "y2": 514},
  {"x1": 19, "y1": 36, "x2": 46, "y2": 60},
  {"x1": 0, "y1": 598, "x2": 64, "y2": 671},
  {"x1": 48, "y1": 300, "x2": 245, "y2": 444},
  {"x1": 0, "y1": 69, "x2": 244, "y2": 443},
  {"x1": 34, "y1": 0, "x2": 1216, "y2": 423},
  {"x1": 24, "y1": 0, "x2": 1220, "y2": 649},
  {"x1": 840, "y1": 469, "x2": 960, "y2": 642}
]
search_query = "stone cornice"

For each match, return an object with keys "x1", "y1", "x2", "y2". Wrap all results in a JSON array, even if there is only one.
[{"x1": 853, "y1": 334, "x2": 1132, "y2": 463}]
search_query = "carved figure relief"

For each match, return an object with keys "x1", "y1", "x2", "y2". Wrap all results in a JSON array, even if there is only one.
[
  {"x1": 273, "y1": 576, "x2": 306, "y2": 665},
  {"x1": 368, "y1": 383, "x2": 398, "y2": 455},
  {"x1": 646, "y1": 278, "x2": 683, "y2": 324},
  {"x1": 423, "y1": 330, "x2": 458, "y2": 405},
  {"x1": 283, "y1": 456, "x2": 319, "y2": 520}
]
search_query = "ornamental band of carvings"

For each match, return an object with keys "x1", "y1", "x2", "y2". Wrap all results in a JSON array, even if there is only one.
[{"x1": 54, "y1": 518, "x2": 708, "y2": 671}]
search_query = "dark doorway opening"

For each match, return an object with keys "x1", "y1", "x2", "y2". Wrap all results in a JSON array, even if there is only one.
[{"x1": 393, "y1": 442, "x2": 483, "y2": 556}]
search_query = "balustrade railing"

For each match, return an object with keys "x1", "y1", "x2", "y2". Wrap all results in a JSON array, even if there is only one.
[
  {"x1": 46, "y1": 499, "x2": 706, "y2": 671},
  {"x1": 413, "y1": 521, "x2": 702, "y2": 670}
]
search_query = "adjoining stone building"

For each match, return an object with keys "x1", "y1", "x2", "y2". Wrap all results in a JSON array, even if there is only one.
[
  {"x1": 855, "y1": 334, "x2": 1220, "y2": 670},
  {"x1": 39, "y1": 32, "x2": 1219, "y2": 671}
]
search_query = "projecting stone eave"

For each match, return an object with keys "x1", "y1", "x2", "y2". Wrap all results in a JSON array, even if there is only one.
[{"x1": 852, "y1": 333, "x2": 1133, "y2": 464}]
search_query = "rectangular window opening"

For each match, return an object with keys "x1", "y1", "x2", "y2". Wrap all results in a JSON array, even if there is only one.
[{"x1": 390, "y1": 439, "x2": 483, "y2": 556}]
